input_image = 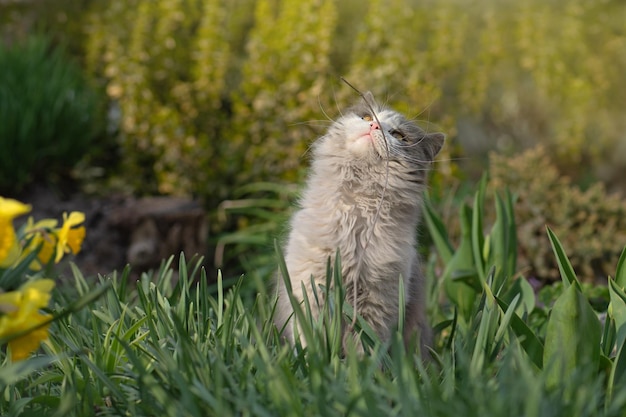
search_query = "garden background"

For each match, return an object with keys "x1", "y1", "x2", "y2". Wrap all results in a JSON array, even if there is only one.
[{"x1": 1, "y1": 0, "x2": 626, "y2": 416}]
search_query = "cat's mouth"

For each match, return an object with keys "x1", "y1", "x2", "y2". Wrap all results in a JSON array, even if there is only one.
[
  {"x1": 347, "y1": 130, "x2": 387, "y2": 160},
  {"x1": 359, "y1": 132, "x2": 374, "y2": 142}
]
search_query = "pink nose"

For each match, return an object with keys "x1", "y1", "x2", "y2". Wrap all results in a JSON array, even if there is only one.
[{"x1": 369, "y1": 121, "x2": 380, "y2": 130}]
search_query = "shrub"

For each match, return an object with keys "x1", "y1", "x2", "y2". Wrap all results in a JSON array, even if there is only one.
[
  {"x1": 230, "y1": 0, "x2": 337, "y2": 186},
  {"x1": 82, "y1": 0, "x2": 625, "y2": 211},
  {"x1": 0, "y1": 35, "x2": 104, "y2": 193},
  {"x1": 85, "y1": 0, "x2": 335, "y2": 203},
  {"x1": 489, "y1": 145, "x2": 626, "y2": 283}
]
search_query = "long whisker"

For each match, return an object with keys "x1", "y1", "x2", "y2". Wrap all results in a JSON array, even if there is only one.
[
  {"x1": 330, "y1": 82, "x2": 343, "y2": 118},
  {"x1": 408, "y1": 97, "x2": 437, "y2": 123},
  {"x1": 289, "y1": 120, "x2": 334, "y2": 127},
  {"x1": 317, "y1": 95, "x2": 334, "y2": 123},
  {"x1": 300, "y1": 140, "x2": 318, "y2": 160}
]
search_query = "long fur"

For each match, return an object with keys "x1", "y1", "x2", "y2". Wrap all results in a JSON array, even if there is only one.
[{"x1": 275, "y1": 93, "x2": 444, "y2": 353}]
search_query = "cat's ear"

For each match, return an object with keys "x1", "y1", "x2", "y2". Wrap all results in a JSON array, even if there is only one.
[
  {"x1": 423, "y1": 132, "x2": 445, "y2": 161},
  {"x1": 363, "y1": 91, "x2": 378, "y2": 109}
]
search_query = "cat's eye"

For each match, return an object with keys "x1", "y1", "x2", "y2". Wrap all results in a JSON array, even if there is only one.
[
  {"x1": 362, "y1": 115, "x2": 373, "y2": 122},
  {"x1": 390, "y1": 130, "x2": 406, "y2": 141}
]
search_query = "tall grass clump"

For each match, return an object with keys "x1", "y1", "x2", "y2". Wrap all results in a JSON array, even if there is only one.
[
  {"x1": 0, "y1": 35, "x2": 104, "y2": 193},
  {"x1": 6, "y1": 175, "x2": 626, "y2": 416},
  {"x1": 423, "y1": 178, "x2": 626, "y2": 411},
  {"x1": 214, "y1": 181, "x2": 297, "y2": 285},
  {"x1": 4, "y1": 247, "x2": 626, "y2": 416}
]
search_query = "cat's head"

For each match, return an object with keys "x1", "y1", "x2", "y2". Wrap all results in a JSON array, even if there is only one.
[{"x1": 318, "y1": 92, "x2": 445, "y2": 169}]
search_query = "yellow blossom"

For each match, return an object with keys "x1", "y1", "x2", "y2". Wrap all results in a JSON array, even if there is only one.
[
  {"x1": 0, "y1": 279, "x2": 55, "y2": 360},
  {"x1": 55, "y1": 211, "x2": 86, "y2": 262},
  {"x1": 21, "y1": 217, "x2": 58, "y2": 270},
  {"x1": 0, "y1": 197, "x2": 31, "y2": 267}
]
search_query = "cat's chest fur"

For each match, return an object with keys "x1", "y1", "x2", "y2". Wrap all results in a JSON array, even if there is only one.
[{"x1": 294, "y1": 177, "x2": 418, "y2": 283}]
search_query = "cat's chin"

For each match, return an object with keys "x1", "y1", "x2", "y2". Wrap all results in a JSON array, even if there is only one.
[
  {"x1": 345, "y1": 133, "x2": 390, "y2": 162},
  {"x1": 346, "y1": 133, "x2": 375, "y2": 157}
]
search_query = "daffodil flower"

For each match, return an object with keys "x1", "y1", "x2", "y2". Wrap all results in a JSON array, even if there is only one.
[
  {"x1": 0, "y1": 279, "x2": 54, "y2": 360},
  {"x1": 0, "y1": 197, "x2": 31, "y2": 267},
  {"x1": 20, "y1": 212, "x2": 86, "y2": 269},
  {"x1": 21, "y1": 217, "x2": 59, "y2": 270},
  {"x1": 54, "y1": 211, "x2": 86, "y2": 263}
]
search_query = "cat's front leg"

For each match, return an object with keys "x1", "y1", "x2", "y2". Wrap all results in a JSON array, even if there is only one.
[
  {"x1": 275, "y1": 274, "x2": 324, "y2": 349},
  {"x1": 404, "y1": 267, "x2": 432, "y2": 356},
  {"x1": 342, "y1": 298, "x2": 395, "y2": 354}
]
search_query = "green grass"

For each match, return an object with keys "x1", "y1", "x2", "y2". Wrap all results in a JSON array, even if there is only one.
[
  {"x1": 3, "y1": 183, "x2": 626, "y2": 416},
  {"x1": 0, "y1": 249, "x2": 624, "y2": 416}
]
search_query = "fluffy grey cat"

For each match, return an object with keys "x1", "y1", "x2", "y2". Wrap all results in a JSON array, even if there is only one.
[{"x1": 275, "y1": 93, "x2": 444, "y2": 354}]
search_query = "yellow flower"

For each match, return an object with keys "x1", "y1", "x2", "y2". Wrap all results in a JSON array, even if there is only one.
[
  {"x1": 19, "y1": 212, "x2": 86, "y2": 269},
  {"x1": 54, "y1": 211, "x2": 86, "y2": 263},
  {"x1": 21, "y1": 217, "x2": 58, "y2": 270},
  {"x1": 0, "y1": 197, "x2": 31, "y2": 267},
  {"x1": 0, "y1": 279, "x2": 55, "y2": 360}
]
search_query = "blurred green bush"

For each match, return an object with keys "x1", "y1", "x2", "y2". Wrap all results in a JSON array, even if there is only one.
[
  {"x1": 84, "y1": 0, "x2": 337, "y2": 205},
  {"x1": 0, "y1": 35, "x2": 104, "y2": 193},
  {"x1": 80, "y1": 0, "x2": 625, "y2": 207},
  {"x1": 11, "y1": 0, "x2": 621, "y2": 273},
  {"x1": 490, "y1": 146, "x2": 626, "y2": 283}
]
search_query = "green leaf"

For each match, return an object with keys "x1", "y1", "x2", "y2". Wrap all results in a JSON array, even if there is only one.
[
  {"x1": 423, "y1": 192, "x2": 454, "y2": 263},
  {"x1": 398, "y1": 276, "x2": 405, "y2": 335},
  {"x1": 546, "y1": 227, "x2": 581, "y2": 291},
  {"x1": 470, "y1": 291, "x2": 498, "y2": 377},
  {"x1": 544, "y1": 284, "x2": 601, "y2": 388},
  {"x1": 342, "y1": 301, "x2": 383, "y2": 358},
  {"x1": 489, "y1": 191, "x2": 517, "y2": 294},
  {"x1": 494, "y1": 293, "x2": 520, "y2": 348},
  {"x1": 495, "y1": 296, "x2": 544, "y2": 369},
  {"x1": 609, "y1": 278, "x2": 626, "y2": 349},
  {"x1": 443, "y1": 204, "x2": 479, "y2": 322},
  {"x1": 275, "y1": 239, "x2": 315, "y2": 350},
  {"x1": 501, "y1": 278, "x2": 536, "y2": 318},
  {"x1": 0, "y1": 250, "x2": 39, "y2": 291},
  {"x1": 471, "y1": 175, "x2": 487, "y2": 284},
  {"x1": 606, "y1": 276, "x2": 626, "y2": 406},
  {"x1": 615, "y1": 246, "x2": 626, "y2": 289},
  {"x1": 451, "y1": 269, "x2": 482, "y2": 292},
  {"x1": 607, "y1": 338, "x2": 626, "y2": 406},
  {"x1": 0, "y1": 355, "x2": 59, "y2": 386},
  {"x1": 601, "y1": 314, "x2": 617, "y2": 358},
  {"x1": 470, "y1": 267, "x2": 500, "y2": 376},
  {"x1": 503, "y1": 189, "x2": 518, "y2": 280}
]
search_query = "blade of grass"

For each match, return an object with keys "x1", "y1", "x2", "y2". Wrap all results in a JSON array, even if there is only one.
[
  {"x1": 495, "y1": 296, "x2": 544, "y2": 369},
  {"x1": 544, "y1": 284, "x2": 601, "y2": 388},
  {"x1": 423, "y1": 193, "x2": 454, "y2": 263},
  {"x1": 546, "y1": 226, "x2": 581, "y2": 291},
  {"x1": 615, "y1": 246, "x2": 626, "y2": 289},
  {"x1": 471, "y1": 175, "x2": 487, "y2": 285}
]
